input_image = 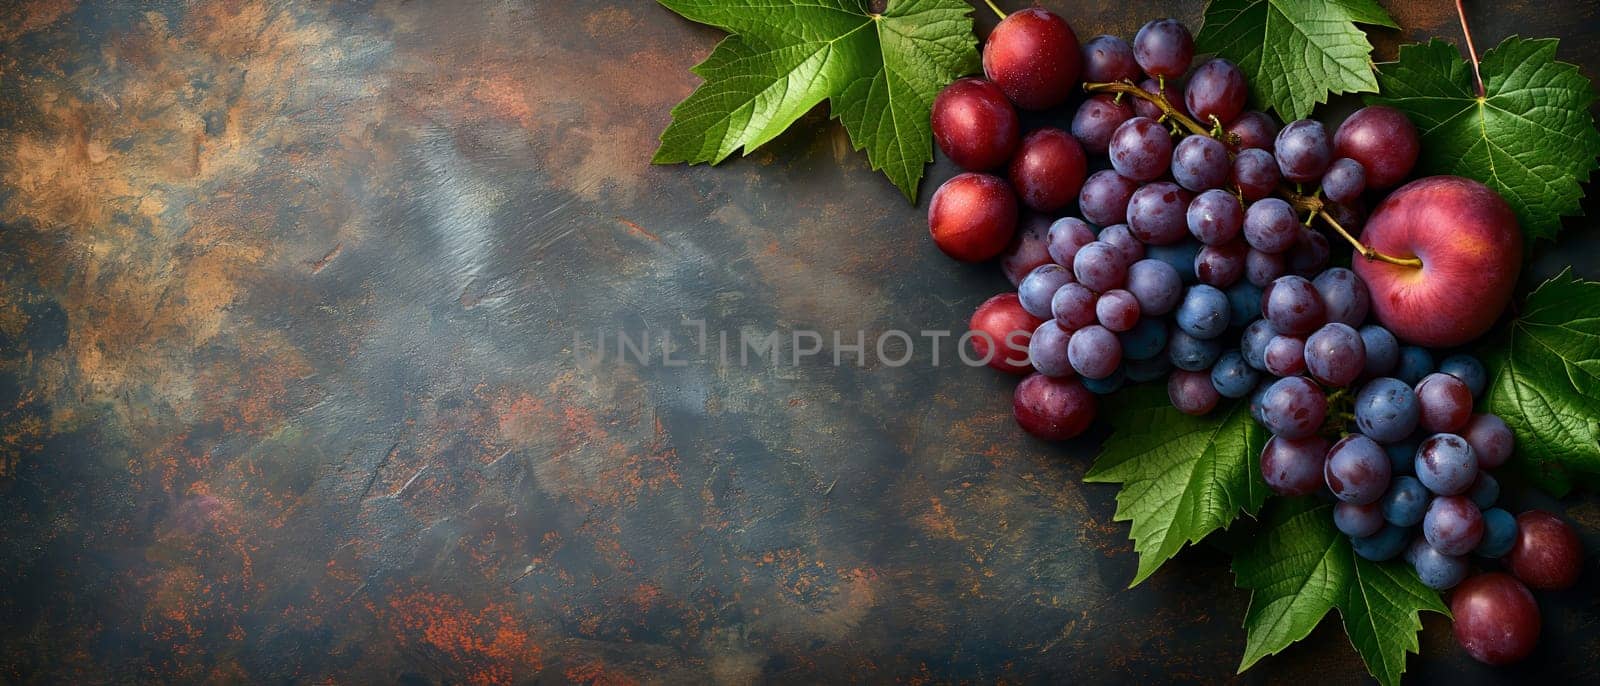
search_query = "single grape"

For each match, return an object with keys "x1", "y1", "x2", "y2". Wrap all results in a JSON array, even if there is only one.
[
  {"x1": 1119, "y1": 317, "x2": 1167, "y2": 360},
  {"x1": 1304, "y1": 322, "x2": 1366, "y2": 387},
  {"x1": 1184, "y1": 57, "x2": 1247, "y2": 127},
  {"x1": 1395, "y1": 346, "x2": 1434, "y2": 386},
  {"x1": 1051, "y1": 282, "x2": 1099, "y2": 331},
  {"x1": 1335, "y1": 501, "x2": 1386, "y2": 538},
  {"x1": 1461, "y1": 413, "x2": 1513, "y2": 469},
  {"x1": 1171, "y1": 134, "x2": 1229, "y2": 191},
  {"x1": 1359, "y1": 325, "x2": 1399, "y2": 378},
  {"x1": 1176, "y1": 284, "x2": 1230, "y2": 339},
  {"x1": 1109, "y1": 117, "x2": 1175, "y2": 182},
  {"x1": 1046, "y1": 217, "x2": 1097, "y2": 267},
  {"x1": 1028, "y1": 320, "x2": 1073, "y2": 378},
  {"x1": 1508, "y1": 510, "x2": 1584, "y2": 590},
  {"x1": 1186, "y1": 189, "x2": 1243, "y2": 245},
  {"x1": 1242, "y1": 198, "x2": 1299, "y2": 254},
  {"x1": 1225, "y1": 112, "x2": 1279, "y2": 151},
  {"x1": 1124, "y1": 258, "x2": 1183, "y2": 316},
  {"x1": 1451, "y1": 573, "x2": 1540, "y2": 666},
  {"x1": 1475, "y1": 508, "x2": 1518, "y2": 558},
  {"x1": 1354, "y1": 377, "x2": 1420, "y2": 443},
  {"x1": 928, "y1": 173, "x2": 1017, "y2": 261},
  {"x1": 1010, "y1": 128, "x2": 1087, "y2": 212},
  {"x1": 1351, "y1": 524, "x2": 1409, "y2": 561},
  {"x1": 1071, "y1": 95, "x2": 1135, "y2": 156},
  {"x1": 1408, "y1": 537, "x2": 1468, "y2": 590},
  {"x1": 1231, "y1": 148, "x2": 1280, "y2": 200},
  {"x1": 982, "y1": 7, "x2": 1082, "y2": 110},
  {"x1": 1081, "y1": 34, "x2": 1138, "y2": 83},
  {"x1": 1285, "y1": 229, "x2": 1330, "y2": 277},
  {"x1": 1133, "y1": 78, "x2": 1185, "y2": 121},
  {"x1": 1261, "y1": 275, "x2": 1326, "y2": 336},
  {"x1": 1260, "y1": 376, "x2": 1326, "y2": 440},
  {"x1": 1333, "y1": 105, "x2": 1420, "y2": 189},
  {"x1": 1244, "y1": 248, "x2": 1287, "y2": 287},
  {"x1": 1013, "y1": 373, "x2": 1097, "y2": 440},
  {"x1": 1438, "y1": 354, "x2": 1487, "y2": 398},
  {"x1": 1416, "y1": 433, "x2": 1478, "y2": 496},
  {"x1": 1017, "y1": 263, "x2": 1075, "y2": 319},
  {"x1": 1385, "y1": 435, "x2": 1420, "y2": 476},
  {"x1": 1001, "y1": 212, "x2": 1054, "y2": 286},
  {"x1": 1240, "y1": 319, "x2": 1275, "y2": 371},
  {"x1": 1311, "y1": 268, "x2": 1370, "y2": 327},
  {"x1": 1132, "y1": 18, "x2": 1193, "y2": 78},
  {"x1": 1260, "y1": 435, "x2": 1330, "y2": 496},
  {"x1": 1096, "y1": 289, "x2": 1141, "y2": 332},
  {"x1": 1325, "y1": 434, "x2": 1391, "y2": 504},
  {"x1": 1073, "y1": 241, "x2": 1129, "y2": 292},
  {"x1": 1079, "y1": 170, "x2": 1140, "y2": 226},
  {"x1": 1211, "y1": 350, "x2": 1259, "y2": 399},
  {"x1": 1416, "y1": 372, "x2": 1473, "y2": 433},
  {"x1": 970, "y1": 293, "x2": 1045, "y2": 374},
  {"x1": 931, "y1": 78, "x2": 1020, "y2": 171},
  {"x1": 1226, "y1": 281, "x2": 1263, "y2": 327},
  {"x1": 1424, "y1": 495, "x2": 1484, "y2": 555},
  {"x1": 1248, "y1": 378, "x2": 1273, "y2": 424},
  {"x1": 1321, "y1": 157, "x2": 1366, "y2": 204},
  {"x1": 1146, "y1": 241, "x2": 1201, "y2": 285},
  {"x1": 1468, "y1": 472, "x2": 1500, "y2": 509},
  {"x1": 1126, "y1": 354, "x2": 1173, "y2": 383},
  {"x1": 1195, "y1": 241, "x2": 1247, "y2": 288},
  {"x1": 1098, "y1": 224, "x2": 1146, "y2": 265},
  {"x1": 1168, "y1": 327, "x2": 1223, "y2": 371},
  {"x1": 1068, "y1": 325, "x2": 1122, "y2": 379},
  {"x1": 1262, "y1": 335, "x2": 1307, "y2": 377},
  {"x1": 1126, "y1": 181, "x2": 1192, "y2": 245},
  {"x1": 1380, "y1": 475, "x2": 1430, "y2": 527},
  {"x1": 1275, "y1": 119, "x2": 1332, "y2": 183},
  {"x1": 1081, "y1": 366, "x2": 1127, "y2": 395},
  {"x1": 1169, "y1": 369, "x2": 1220, "y2": 416}
]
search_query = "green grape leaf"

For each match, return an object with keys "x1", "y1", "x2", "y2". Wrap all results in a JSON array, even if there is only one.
[
  {"x1": 1234, "y1": 502, "x2": 1448, "y2": 686},
  {"x1": 1196, "y1": 0, "x2": 1397, "y2": 121},
  {"x1": 1369, "y1": 37, "x2": 1600, "y2": 243},
  {"x1": 1479, "y1": 269, "x2": 1600, "y2": 495},
  {"x1": 653, "y1": 0, "x2": 979, "y2": 201},
  {"x1": 1085, "y1": 384, "x2": 1270, "y2": 585}
]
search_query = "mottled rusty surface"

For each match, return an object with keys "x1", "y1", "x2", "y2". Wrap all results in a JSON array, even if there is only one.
[{"x1": 1, "y1": 1, "x2": 1598, "y2": 683}]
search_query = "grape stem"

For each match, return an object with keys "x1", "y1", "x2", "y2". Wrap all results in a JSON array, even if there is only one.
[
  {"x1": 981, "y1": 0, "x2": 1006, "y2": 19},
  {"x1": 1086, "y1": 79, "x2": 1426, "y2": 270},
  {"x1": 1455, "y1": 0, "x2": 1487, "y2": 98}
]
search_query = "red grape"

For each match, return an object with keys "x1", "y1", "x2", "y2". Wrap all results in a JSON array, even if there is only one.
[
  {"x1": 1225, "y1": 111, "x2": 1279, "y2": 151},
  {"x1": 1461, "y1": 413, "x2": 1514, "y2": 468},
  {"x1": 1168, "y1": 369, "x2": 1219, "y2": 416},
  {"x1": 969, "y1": 293, "x2": 1043, "y2": 375},
  {"x1": 1334, "y1": 105, "x2": 1420, "y2": 188},
  {"x1": 1109, "y1": 117, "x2": 1174, "y2": 182},
  {"x1": 1047, "y1": 217, "x2": 1097, "y2": 267},
  {"x1": 931, "y1": 77, "x2": 1020, "y2": 171},
  {"x1": 1195, "y1": 241, "x2": 1247, "y2": 288},
  {"x1": 1231, "y1": 148, "x2": 1281, "y2": 201},
  {"x1": 1262, "y1": 335, "x2": 1306, "y2": 377},
  {"x1": 1009, "y1": 128, "x2": 1086, "y2": 212},
  {"x1": 1260, "y1": 435, "x2": 1329, "y2": 496},
  {"x1": 982, "y1": 8, "x2": 1081, "y2": 110},
  {"x1": 928, "y1": 173, "x2": 1016, "y2": 262},
  {"x1": 1081, "y1": 34, "x2": 1138, "y2": 83},
  {"x1": 1133, "y1": 19, "x2": 1193, "y2": 79},
  {"x1": 1071, "y1": 95, "x2": 1135, "y2": 155},
  {"x1": 1096, "y1": 289, "x2": 1141, "y2": 332},
  {"x1": 1423, "y1": 495, "x2": 1484, "y2": 555},
  {"x1": 1079, "y1": 170, "x2": 1139, "y2": 226},
  {"x1": 1452, "y1": 573, "x2": 1540, "y2": 665},
  {"x1": 1508, "y1": 510, "x2": 1584, "y2": 590},
  {"x1": 1184, "y1": 58, "x2": 1247, "y2": 126},
  {"x1": 1415, "y1": 372, "x2": 1473, "y2": 433},
  {"x1": 1261, "y1": 275, "x2": 1326, "y2": 336}
]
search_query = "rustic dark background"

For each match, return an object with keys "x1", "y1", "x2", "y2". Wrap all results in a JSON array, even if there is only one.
[{"x1": 1, "y1": 0, "x2": 1597, "y2": 683}]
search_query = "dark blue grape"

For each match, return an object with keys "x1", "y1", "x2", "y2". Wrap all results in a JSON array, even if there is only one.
[
  {"x1": 1226, "y1": 282, "x2": 1263, "y2": 327},
  {"x1": 1351, "y1": 524, "x2": 1409, "y2": 561},
  {"x1": 1321, "y1": 158, "x2": 1366, "y2": 204},
  {"x1": 1081, "y1": 366, "x2": 1127, "y2": 395},
  {"x1": 1395, "y1": 346, "x2": 1434, "y2": 385},
  {"x1": 1359, "y1": 325, "x2": 1399, "y2": 378},
  {"x1": 1312, "y1": 267, "x2": 1370, "y2": 327},
  {"x1": 1304, "y1": 322, "x2": 1366, "y2": 387},
  {"x1": 1468, "y1": 472, "x2": 1500, "y2": 510},
  {"x1": 1474, "y1": 508, "x2": 1518, "y2": 558},
  {"x1": 1385, "y1": 435, "x2": 1420, "y2": 476},
  {"x1": 1439, "y1": 354, "x2": 1487, "y2": 398},
  {"x1": 1353, "y1": 377, "x2": 1419, "y2": 443},
  {"x1": 1424, "y1": 495, "x2": 1484, "y2": 555},
  {"x1": 1416, "y1": 433, "x2": 1478, "y2": 495},
  {"x1": 1146, "y1": 241, "x2": 1201, "y2": 284},
  {"x1": 1168, "y1": 327, "x2": 1223, "y2": 371},
  {"x1": 1409, "y1": 537, "x2": 1468, "y2": 590},
  {"x1": 1125, "y1": 258, "x2": 1183, "y2": 316},
  {"x1": 1275, "y1": 119, "x2": 1332, "y2": 183},
  {"x1": 1119, "y1": 318, "x2": 1168, "y2": 360},
  {"x1": 1176, "y1": 284, "x2": 1230, "y2": 339},
  {"x1": 1126, "y1": 354, "x2": 1172, "y2": 383},
  {"x1": 1210, "y1": 350, "x2": 1258, "y2": 398},
  {"x1": 1240, "y1": 319, "x2": 1274, "y2": 371},
  {"x1": 1380, "y1": 475, "x2": 1430, "y2": 527},
  {"x1": 1017, "y1": 263, "x2": 1075, "y2": 319},
  {"x1": 1260, "y1": 377, "x2": 1326, "y2": 440}
]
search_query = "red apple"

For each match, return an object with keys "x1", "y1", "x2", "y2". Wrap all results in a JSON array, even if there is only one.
[
  {"x1": 1351, "y1": 176, "x2": 1521, "y2": 347},
  {"x1": 969, "y1": 293, "x2": 1044, "y2": 375},
  {"x1": 929, "y1": 173, "x2": 1017, "y2": 262}
]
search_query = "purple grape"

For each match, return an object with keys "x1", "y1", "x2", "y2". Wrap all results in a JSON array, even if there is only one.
[
  {"x1": 1175, "y1": 284, "x2": 1230, "y2": 339},
  {"x1": 1072, "y1": 95, "x2": 1135, "y2": 155},
  {"x1": 1474, "y1": 508, "x2": 1518, "y2": 558},
  {"x1": 1017, "y1": 263, "x2": 1075, "y2": 319},
  {"x1": 1275, "y1": 119, "x2": 1332, "y2": 183},
  {"x1": 1195, "y1": 241, "x2": 1247, "y2": 288},
  {"x1": 1051, "y1": 282, "x2": 1098, "y2": 331},
  {"x1": 1226, "y1": 112, "x2": 1279, "y2": 151},
  {"x1": 1243, "y1": 198, "x2": 1299, "y2": 254},
  {"x1": 1261, "y1": 275, "x2": 1325, "y2": 336},
  {"x1": 1461, "y1": 413, "x2": 1514, "y2": 469},
  {"x1": 1286, "y1": 229, "x2": 1330, "y2": 276},
  {"x1": 1416, "y1": 372, "x2": 1473, "y2": 433},
  {"x1": 1260, "y1": 435, "x2": 1329, "y2": 496},
  {"x1": 1322, "y1": 157, "x2": 1366, "y2": 204},
  {"x1": 1260, "y1": 376, "x2": 1326, "y2": 439},
  {"x1": 1098, "y1": 224, "x2": 1146, "y2": 265},
  {"x1": 1096, "y1": 289, "x2": 1141, "y2": 332},
  {"x1": 1001, "y1": 212, "x2": 1054, "y2": 286},
  {"x1": 1245, "y1": 248, "x2": 1287, "y2": 287},
  {"x1": 1126, "y1": 181, "x2": 1192, "y2": 245},
  {"x1": 1073, "y1": 241, "x2": 1128, "y2": 292},
  {"x1": 1353, "y1": 377, "x2": 1419, "y2": 443},
  {"x1": 1124, "y1": 258, "x2": 1183, "y2": 316},
  {"x1": 1028, "y1": 320, "x2": 1073, "y2": 377},
  {"x1": 1047, "y1": 217, "x2": 1097, "y2": 267},
  {"x1": 1171, "y1": 134, "x2": 1229, "y2": 191},
  {"x1": 1133, "y1": 78, "x2": 1183, "y2": 121},
  {"x1": 1424, "y1": 495, "x2": 1485, "y2": 555},
  {"x1": 1109, "y1": 117, "x2": 1174, "y2": 181},
  {"x1": 1211, "y1": 350, "x2": 1259, "y2": 398},
  {"x1": 1416, "y1": 433, "x2": 1478, "y2": 495},
  {"x1": 1312, "y1": 268, "x2": 1370, "y2": 327},
  {"x1": 1079, "y1": 170, "x2": 1139, "y2": 226},
  {"x1": 1169, "y1": 369, "x2": 1220, "y2": 416},
  {"x1": 1184, "y1": 58, "x2": 1247, "y2": 126},
  {"x1": 1380, "y1": 475, "x2": 1430, "y2": 527},
  {"x1": 1335, "y1": 501, "x2": 1385, "y2": 538},
  {"x1": 1232, "y1": 148, "x2": 1281, "y2": 200},
  {"x1": 1409, "y1": 537, "x2": 1468, "y2": 590},
  {"x1": 1325, "y1": 434, "x2": 1391, "y2": 504},
  {"x1": 1068, "y1": 325, "x2": 1122, "y2": 379},
  {"x1": 1263, "y1": 334, "x2": 1307, "y2": 377},
  {"x1": 1133, "y1": 19, "x2": 1194, "y2": 78},
  {"x1": 1187, "y1": 189, "x2": 1243, "y2": 245},
  {"x1": 1119, "y1": 317, "x2": 1167, "y2": 360},
  {"x1": 1240, "y1": 319, "x2": 1275, "y2": 371},
  {"x1": 1359, "y1": 325, "x2": 1399, "y2": 378},
  {"x1": 1081, "y1": 34, "x2": 1139, "y2": 83},
  {"x1": 1304, "y1": 322, "x2": 1366, "y2": 387},
  {"x1": 1168, "y1": 327, "x2": 1222, "y2": 371}
]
